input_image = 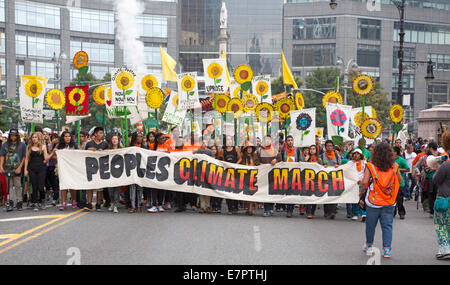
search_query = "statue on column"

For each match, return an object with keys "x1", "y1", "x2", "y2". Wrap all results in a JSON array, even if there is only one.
[{"x1": 220, "y1": 2, "x2": 227, "y2": 29}]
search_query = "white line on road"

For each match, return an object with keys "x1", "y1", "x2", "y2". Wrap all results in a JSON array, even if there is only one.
[
  {"x1": 0, "y1": 215, "x2": 64, "y2": 223},
  {"x1": 253, "y1": 226, "x2": 262, "y2": 252}
]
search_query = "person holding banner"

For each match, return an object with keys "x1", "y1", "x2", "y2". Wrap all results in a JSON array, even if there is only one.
[
  {"x1": 84, "y1": 127, "x2": 109, "y2": 211},
  {"x1": 305, "y1": 144, "x2": 323, "y2": 219},
  {"x1": 258, "y1": 135, "x2": 281, "y2": 217},
  {"x1": 348, "y1": 149, "x2": 366, "y2": 221},
  {"x1": 24, "y1": 132, "x2": 56, "y2": 211},
  {"x1": 320, "y1": 140, "x2": 342, "y2": 219},
  {"x1": 210, "y1": 144, "x2": 224, "y2": 213},
  {"x1": 128, "y1": 132, "x2": 146, "y2": 213},
  {"x1": 147, "y1": 133, "x2": 168, "y2": 213},
  {"x1": 360, "y1": 143, "x2": 402, "y2": 259},
  {"x1": 221, "y1": 135, "x2": 242, "y2": 215},
  {"x1": 56, "y1": 131, "x2": 79, "y2": 210},
  {"x1": 107, "y1": 133, "x2": 122, "y2": 213},
  {"x1": 194, "y1": 139, "x2": 214, "y2": 214},
  {"x1": 241, "y1": 141, "x2": 260, "y2": 216}
]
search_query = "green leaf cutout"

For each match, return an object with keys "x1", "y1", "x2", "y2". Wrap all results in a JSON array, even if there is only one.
[
  {"x1": 78, "y1": 66, "x2": 89, "y2": 76},
  {"x1": 215, "y1": 78, "x2": 222, "y2": 84},
  {"x1": 304, "y1": 130, "x2": 310, "y2": 136},
  {"x1": 241, "y1": 81, "x2": 252, "y2": 92},
  {"x1": 125, "y1": 89, "x2": 133, "y2": 96}
]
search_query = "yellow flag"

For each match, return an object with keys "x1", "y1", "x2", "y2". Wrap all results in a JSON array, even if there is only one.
[
  {"x1": 160, "y1": 46, "x2": 177, "y2": 82},
  {"x1": 281, "y1": 50, "x2": 298, "y2": 89},
  {"x1": 221, "y1": 49, "x2": 231, "y2": 92}
]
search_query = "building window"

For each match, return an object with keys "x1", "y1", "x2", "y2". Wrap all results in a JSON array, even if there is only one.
[
  {"x1": 358, "y1": 18, "x2": 381, "y2": 40},
  {"x1": 70, "y1": 8, "x2": 114, "y2": 34},
  {"x1": 394, "y1": 22, "x2": 450, "y2": 45},
  {"x1": 0, "y1": 29, "x2": 5, "y2": 53},
  {"x1": 293, "y1": 17, "x2": 336, "y2": 40},
  {"x1": 362, "y1": 71, "x2": 380, "y2": 82},
  {"x1": 392, "y1": 73, "x2": 415, "y2": 90},
  {"x1": 15, "y1": 0, "x2": 60, "y2": 29},
  {"x1": 427, "y1": 83, "x2": 449, "y2": 108},
  {"x1": 137, "y1": 15, "x2": 168, "y2": 38},
  {"x1": 30, "y1": 61, "x2": 55, "y2": 80},
  {"x1": 70, "y1": 37, "x2": 114, "y2": 63},
  {"x1": 0, "y1": 0, "x2": 5, "y2": 22},
  {"x1": 16, "y1": 61, "x2": 25, "y2": 78},
  {"x1": 393, "y1": 47, "x2": 415, "y2": 69},
  {"x1": 16, "y1": 32, "x2": 60, "y2": 58},
  {"x1": 292, "y1": 44, "x2": 335, "y2": 67},
  {"x1": 428, "y1": 54, "x2": 450, "y2": 71},
  {"x1": 0, "y1": 57, "x2": 5, "y2": 80},
  {"x1": 357, "y1": 44, "x2": 380, "y2": 67}
]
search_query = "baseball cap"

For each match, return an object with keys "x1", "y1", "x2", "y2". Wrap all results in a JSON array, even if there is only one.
[
  {"x1": 43, "y1": 127, "x2": 52, "y2": 133},
  {"x1": 9, "y1": 128, "x2": 19, "y2": 135},
  {"x1": 353, "y1": 148, "x2": 363, "y2": 155}
]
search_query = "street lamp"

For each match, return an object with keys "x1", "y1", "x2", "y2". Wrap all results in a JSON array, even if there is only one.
[
  {"x1": 336, "y1": 56, "x2": 359, "y2": 105},
  {"x1": 51, "y1": 52, "x2": 67, "y2": 132},
  {"x1": 329, "y1": 0, "x2": 338, "y2": 10}
]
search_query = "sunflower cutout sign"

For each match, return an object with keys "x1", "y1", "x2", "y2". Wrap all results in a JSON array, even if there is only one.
[
  {"x1": 46, "y1": 89, "x2": 65, "y2": 110},
  {"x1": 349, "y1": 106, "x2": 376, "y2": 143},
  {"x1": 111, "y1": 67, "x2": 138, "y2": 106},
  {"x1": 177, "y1": 72, "x2": 200, "y2": 110},
  {"x1": 138, "y1": 74, "x2": 162, "y2": 112},
  {"x1": 234, "y1": 64, "x2": 253, "y2": 97},
  {"x1": 361, "y1": 118, "x2": 383, "y2": 140},
  {"x1": 104, "y1": 86, "x2": 131, "y2": 119},
  {"x1": 64, "y1": 85, "x2": 89, "y2": 116},
  {"x1": 203, "y1": 59, "x2": 227, "y2": 94},
  {"x1": 326, "y1": 102, "x2": 352, "y2": 139},
  {"x1": 316, "y1": 128, "x2": 324, "y2": 139},
  {"x1": 162, "y1": 92, "x2": 187, "y2": 127},
  {"x1": 19, "y1": 75, "x2": 48, "y2": 124},
  {"x1": 290, "y1": 108, "x2": 316, "y2": 148},
  {"x1": 322, "y1": 91, "x2": 343, "y2": 109},
  {"x1": 252, "y1": 75, "x2": 272, "y2": 103},
  {"x1": 230, "y1": 80, "x2": 249, "y2": 98}
]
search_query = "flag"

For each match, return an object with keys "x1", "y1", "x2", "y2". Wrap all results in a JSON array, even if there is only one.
[
  {"x1": 281, "y1": 50, "x2": 298, "y2": 89},
  {"x1": 160, "y1": 46, "x2": 177, "y2": 82},
  {"x1": 221, "y1": 49, "x2": 231, "y2": 91}
]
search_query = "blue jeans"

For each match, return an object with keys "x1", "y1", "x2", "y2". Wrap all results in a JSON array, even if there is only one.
[
  {"x1": 365, "y1": 205, "x2": 395, "y2": 250},
  {"x1": 346, "y1": 204, "x2": 359, "y2": 217},
  {"x1": 405, "y1": 173, "x2": 416, "y2": 199}
]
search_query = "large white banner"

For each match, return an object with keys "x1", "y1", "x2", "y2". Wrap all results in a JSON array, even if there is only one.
[{"x1": 57, "y1": 147, "x2": 359, "y2": 204}]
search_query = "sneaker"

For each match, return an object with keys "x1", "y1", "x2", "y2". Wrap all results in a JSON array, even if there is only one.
[
  {"x1": 158, "y1": 206, "x2": 165, "y2": 212},
  {"x1": 108, "y1": 204, "x2": 114, "y2": 212},
  {"x1": 286, "y1": 212, "x2": 292, "y2": 218},
  {"x1": 383, "y1": 248, "x2": 391, "y2": 258},
  {"x1": 361, "y1": 215, "x2": 366, "y2": 222},
  {"x1": 84, "y1": 203, "x2": 93, "y2": 211},
  {"x1": 16, "y1": 202, "x2": 23, "y2": 211},
  {"x1": 59, "y1": 203, "x2": 66, "y2": 211},
  {"x1": 351, "y1": 216, "x2": 359, "y2": 221},
  {"x1": 365, "y1": 246, "x2": 374, "y2": 256},
  {"x1": 306, "y1": 214, "x2": 314, "y2": 219},
  {"x1": 399, "y1": 215, "x2": 405, "y2": 220},
  {"x1": 34, "y1": 205, "x2": 39, "y2": 212},
  {"x1": 147, "y1": 206, "x2": 158, "y2": 213},
  {"x1": 40, "y1": 202, "x2": 46, "y2": 210},
  {"x1": 346, "y1": 214, "x2": 352, "y2": 219},
  {"x1": 269, "y1": 210, "x2": 274, "y2": 216},
  {"x1": 113, "y1": 206, "x2": 118, "y2": 213},
  {"x1": 95, "y1": 204, "x2": 102, "y2": 212},
  {"x1": 436, "y1": 245, "x2": 450, "y2": 260},
  {"x1": 165, "y1": 201, "x2": 171, "y2": 209},
  {"x1": 263, "y1": 211, "x2": 269, "y2": 217},
  {"x1": 72, "y1": 201, "x2": 77, "y2": 209},
  {"x1": 329, "y1": 213, "x2": 336, "y2": 219}
]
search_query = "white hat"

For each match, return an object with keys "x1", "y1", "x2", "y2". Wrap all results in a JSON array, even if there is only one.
[
  {"x1": 2, "y1": 132, "x2": 8, "y2": 138},
  {"x1": 353, "y1": 148, "x2": 363, "y2": 155},
  {"x1": 43, "y1": 128, "x2": 52, "y2": 133},
  {"x1": 18, "y1": 130, "x2": 25, "y2": 136},
  {"x1": 438, "y1": 147, "x2": 445, "y2": 154}
]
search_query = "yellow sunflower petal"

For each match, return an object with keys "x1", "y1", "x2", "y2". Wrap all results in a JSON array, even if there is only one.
[
  {"x1": 207, "y1": 63, "x2": 223, "y2": 79},
  {"x1": 181, "y1": 76, "x2": 195, "y2": 92},
  {"x1": 214, "y1": 94, "x2": 230, "y2": 113},
  {"x1": 145, "y1": 87, "x2": 164, "y2": 109},
  {"x1": 294, "y1": 91, "x2": 305, "y2": 110},
  {"x1": 25, "y1": 79, "x2": 43, "y2": 98},
  {"x1": 234, "y1": 64, "x2": 253, "y2": 84},
  {"x1": 274, "y1": 98, "x2": 295, "y2": 119},
  {"x1": 389, "y1": 104, "x2": 404, "y2": 123},
  {"x1": 242, "y1": 94, "x2": 259, "y2": 113},
  {"x1": 141, "y1": 75, "x2": 158, "y2": 92},
  {"x1": 93, "y1": 86, "x2": 106, "y2": 106},
  {"x1": 227, "y1": 97, "x2": 244, "y2": 118},
  {"x1": 45, "y1": 89, "x2": 65, "y2": 110},
  {"x1": 233, "y1": 86, "x2": 248, "y2": 98},
  {"x1": 322, "y1": 91, "x2": 343, "y2": 109},
  {"x1": 73, "y1": 51, "x2": 89, "y2": 69},
  {"x1": 361, "y1": 118, "x2": 383, "y2": 139},
  {"x1": 116, "y1": 72, "x2": 134, "y2": 90},
  {"x1": 255, "y1": 102, "x2": 274, "y2": 123},
  {"x1": 353, "y1": 74, "x2": 375, "y2": 96}
]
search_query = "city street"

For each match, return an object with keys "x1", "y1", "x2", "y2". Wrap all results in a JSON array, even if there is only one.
[{"x1": 0, "y1": 200, "x2": 446, "y2": 265}]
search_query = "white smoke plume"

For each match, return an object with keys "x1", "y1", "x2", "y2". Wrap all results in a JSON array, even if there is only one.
[{"x1": 113, "y1": 0, "x2": 147, "y2": 74}]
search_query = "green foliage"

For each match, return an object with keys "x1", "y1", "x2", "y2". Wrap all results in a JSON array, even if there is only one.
[{"x1": 271, "y1": 76, "x2": 303, "y2": 95}]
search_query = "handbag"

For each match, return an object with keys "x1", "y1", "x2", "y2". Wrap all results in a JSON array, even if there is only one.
[{"x1": 434, "y1": 196, "x2": 449, "y2": 213}]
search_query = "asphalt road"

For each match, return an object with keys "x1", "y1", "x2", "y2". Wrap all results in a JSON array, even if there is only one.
[{"x1": 0, "y1": 199, "x2": 447, "y2": 265}]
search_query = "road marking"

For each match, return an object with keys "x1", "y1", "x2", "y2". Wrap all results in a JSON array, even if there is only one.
[
  {"x1": 0, "y1": 209, "x2": 84, "y2": 248},
  {"x1": 253, "y1": 226, "x2": 262, "y2": 252},
  {"x1": 0, "y1": 212, "x2": 89, "y2": 255},
  {"x1": 0, "y1": 215, "x2": 65, "y2": 222},
  {"x1": 0, "y1": 234, "x2": 19, "y2": 240}
]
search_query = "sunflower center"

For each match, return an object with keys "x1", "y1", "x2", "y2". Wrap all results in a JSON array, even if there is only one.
[
  {"x1": 358, "y1": 80, "x2": 368, "y2": 90},
  {"x1": 280, "y1": 103, "x2": 290, "y2": 113},
  {"x1": 231, "y1": 104, "x2": 240, "y2": 112},
  {"x1": 73, "y1": 93, "x2": 81, "y2": 102},
  {"x1": 394, "y1": 109, "x2": 401, "y2": 117},
  {"x1": 367, "y1": 124, "x2": 376, "y2": 133},
  {"x1": 211, "y1": 67, "x2": 220, "y2": 77},
  {"x1": 328, "y1": 97, "x2": 337, "y2": 103},
  {"x1": 76, "y1": 55, "x2": 85, "y2": 65},
  {"x1": 99, "y1": 90, "x2": 105, "y2": 100},
  {"x1": 121, "y1": 77, "x2": 130, "y2": 86},
  {"x1": 258, "y1": 84, "x2": 266, "y2": 93},
  {"x1": 30, "y1": 84, "x2": 38, "y2": 94},
  {"x1": 145, "y1": 80, "x2": 154, "y2": 89},
  {"x1": 51, "y1": 93, "x2": 61, "y2": 104},
  {"x1": 184, "y1": 80, "x2": 192, "y2": 89},
  {"x1": 246, "y1": 100, "x2": 254, "y2": 108},
  {"x1": 260, "y1": 108, "x2": 269, "y2": 118},
  {"x1": 239, "y1": 70, "x2": 249, "y2": 80},
  {"x1": 217, "y1": 98, "x2": 226, "y2": 108}
]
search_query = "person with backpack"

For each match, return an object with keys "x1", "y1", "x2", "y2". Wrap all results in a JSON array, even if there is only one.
[
  {"x1": 320, "y1": 140, "x2": 342, "y2": 219},
  {"x1": 414, "y1": 142, "x2": 439, "y2": 216},
  {"x1": 360, "y1": 143, "x2": 402, "y2": 258},
  {"x1": 431, "y1": 131, "x2": 450, "y2": 259},
  {"x1": 0, "y1": 129, "x2": 27, "y2": 211}
]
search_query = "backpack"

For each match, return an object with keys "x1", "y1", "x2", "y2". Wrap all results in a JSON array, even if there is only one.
[{"x1": 366, "y1": 162, "x2": 400, "y2": 206}]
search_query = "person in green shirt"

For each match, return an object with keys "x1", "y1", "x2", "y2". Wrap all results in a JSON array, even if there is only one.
[{"x1": 394, "y1": 146, "x2": 409, "y2": 219}]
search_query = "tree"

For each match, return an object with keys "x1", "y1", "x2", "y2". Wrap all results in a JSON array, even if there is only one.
[{"x1": 271, "y1": 76, "x2": 303, "y2": 95}]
